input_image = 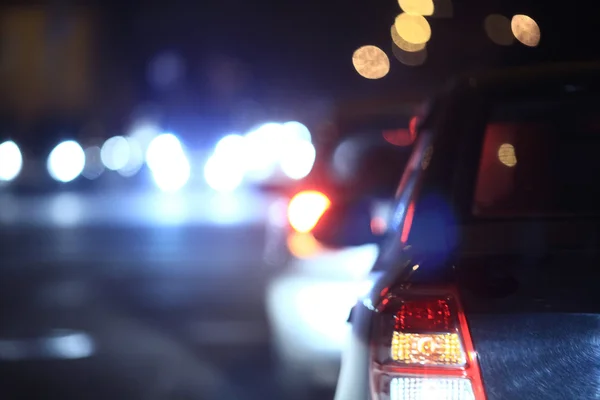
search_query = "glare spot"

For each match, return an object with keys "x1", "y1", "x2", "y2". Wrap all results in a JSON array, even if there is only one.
[
  {"x1": 215, "y1": 134, "x2": 247, "y2": 159},
  {"x1": 282, "y1": 121, "x2": 312, "y2": 143},
  {"x1": 357, "y1": 279, "x2": 375, "y2": 299},
  {"x1": 81, "y1": 146, "x2": 104, "y2": 180},
  {"x1": 44, "y1": 330, "x2": 95, "y2": 359},
  {"x1": 394, "y1": 13, "x2": 431, "y2": 45},
  {"x1": 128, "y1": 122, "x2": 160, "y2": 153},
  {"x1": 100, "y1": 136, "x2": 130, "y2": 171},
  {"x1": 146, "y1": 134, "x2": 190, "y2": 192},
  {"x1": 287, "y1": 232, "x2": 324, "y2": 259},
  {"x1": 399, "y1": 0, "x2": 434, "y2": 16},
  {"x1": 280, "y1": 140, "x2": 316, "y2": 180},
  {"x1": 0, "y1": 141, "x2": 23, "y2": 181},
  {"x1": 117, "y1": 137, "x2": 144, "y2": 177},
  {"x1": 293, "y1": 282, "x2": 356, "y2": 345},
  {"x1": 244, "y1": 123, "x2": 284, "y2": 180},
  {"x1": 392, "y1": 43, "x2": 427, "y2": 67},
  {"x1": 204, "y1": 153, "x2": 244, "y2": 192},
  {"x1": 146, "y1": 133, "x2": 182, "y2": 171},
  {"x1": 287, "y1": 191, "x2": 331, "y2": 233},
  {"x1": 498, "y1": 143, "x2": 517, "y2": 167},
  {"x1": 511, "y1": 14, "x2": 540, "y2": 47},
  {"x1": 47, "y1": 141, "x2": 85, "y2": 183},
  {"x1": 352, "y1": 45, "x2": 390, "y2": 80},
  {"x1": 391, "y1": 25, "x2": 426, "y2": 53},
  {"x1": 484, "y1": 14, "x2": 514, "y2": 46}
]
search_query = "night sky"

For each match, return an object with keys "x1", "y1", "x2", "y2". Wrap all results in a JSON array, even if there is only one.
[
  {"x1": 110, "y1": 0, "x2": 599, "y2": 96},
  {"x1": 2, "y1": 0, "x2": 599, "y2": 146}
]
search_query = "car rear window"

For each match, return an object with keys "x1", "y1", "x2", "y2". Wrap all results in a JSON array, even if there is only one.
[{"x1": 473, "y1": 91, "x2": 600, "y2": 216}]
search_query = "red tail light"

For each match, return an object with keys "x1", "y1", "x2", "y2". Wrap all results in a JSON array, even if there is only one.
[
  {"x1": 287, "y1": 190, "x2": 331, "y2": 233},
  {"x1": 370, "y1": 287, "x2": 486, "y2": 400}
]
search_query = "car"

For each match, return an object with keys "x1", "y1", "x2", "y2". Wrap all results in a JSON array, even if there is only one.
[
  {"x1": 323, "y1": 62, "x2": 600, "y2": 400},
  {"x1": 263, "y1": 111, "x2": 419, "y2": 391}
]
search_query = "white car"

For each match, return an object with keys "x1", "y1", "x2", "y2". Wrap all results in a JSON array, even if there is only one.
[{"x1": 264, "y1": 190, "x2": 396, "y2": 393}]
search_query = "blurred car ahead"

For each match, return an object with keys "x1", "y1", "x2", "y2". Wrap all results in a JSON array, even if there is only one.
[
  {"x1": 327, "y1": 63, "x2": 600, "y2": 400},
  {"x1": 264, "y1": 123, "x2": 417, "y2": 389}
]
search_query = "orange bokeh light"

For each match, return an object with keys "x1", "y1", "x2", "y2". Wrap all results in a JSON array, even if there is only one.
[{"x1": 287, "y1": 190, "x2": 331, "y2": 233}]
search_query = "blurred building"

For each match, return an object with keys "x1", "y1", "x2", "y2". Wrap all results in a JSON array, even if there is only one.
[
  {"x1": 0, "y1": 2, "x2": 139, "y2": 150},
  {"x1": 0, "y1": 5, "x2": 95, "y2": 120}
]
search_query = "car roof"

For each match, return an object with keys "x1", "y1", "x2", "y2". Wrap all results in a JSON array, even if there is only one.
[
  {"x1": 414, "y1": 62, "x2": 600, "y2": 131},
  {"x1": 450, "y1": 62, "x2": 600, "y2": 94}
]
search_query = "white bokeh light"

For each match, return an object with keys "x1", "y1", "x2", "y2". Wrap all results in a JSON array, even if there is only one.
[
  {"x1": 0, "y1": 141, "x2": 23, "y2": 181},
  {"x1": 47, "y1": 141, "x2": 85, "y2": 183},
  {"x1": 281, "y1": 140, "x2": 316, "y2": 180},
  {"x1": 117, "y1": 137, "x2": 144, "y2": 177},
  {"x1": 204, "y1": 153, "x2": 244, "y2": 192},
  {"x1": 146, "y1": 133, "x2": 190, "y2": 192},
  {"x1": 244, "y1": 123, "x2": 283, "y2": 180},
  {"x1": 146, "y1": 133, "x2": 182, "y2": 171},
  {"x1": 282, "y1": 121, "x2": 312, "y2": 143},
  {"x1": 214, "y1": 134, "x2": 247, "y2": 158},
  {"x1": 128, "y1": 122, "x2": 160, "y2": 153},
  {"x1": 101, "y1": 136, "x2": 130, "y2": 171}
]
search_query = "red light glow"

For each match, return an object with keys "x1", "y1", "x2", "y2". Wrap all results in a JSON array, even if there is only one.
[
  {"x1": 400, "y1": 201, "x2": 415, "y2": 243},
  {"x1": 287, "y1": 190, "x2": 331, "y2": 233},
  {"x1": 395, "y1": 299, "x2": 452, "y2": 332}
]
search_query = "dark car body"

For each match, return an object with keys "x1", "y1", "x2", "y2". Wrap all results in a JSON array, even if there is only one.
[{"x1": 336, "y1": 63, "x2": 600, "y2": 400}]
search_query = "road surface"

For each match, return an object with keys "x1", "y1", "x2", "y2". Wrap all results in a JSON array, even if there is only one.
[{"x1": 0, "y1": 190, "x2": 334, "y2": 399}]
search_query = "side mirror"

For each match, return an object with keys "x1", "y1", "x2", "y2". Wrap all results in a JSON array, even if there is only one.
[{"x1": 312, "y1": 199, "x2": 384, "y2": 248}]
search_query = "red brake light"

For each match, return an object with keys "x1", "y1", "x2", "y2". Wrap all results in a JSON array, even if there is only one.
[
  {"x1": 370, "y1": 287, "x2": 486, "y2": 400},
  {"x1": 287, "y1": 190, "x2": 331, "y2": 233},
  {"x1": 396, "y1": 299, "x2": 452, "y2": 332}
]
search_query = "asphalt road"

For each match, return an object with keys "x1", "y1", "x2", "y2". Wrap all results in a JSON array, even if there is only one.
[{"x1": 0, "y1": 190, "x2": 334, "y2": 400}]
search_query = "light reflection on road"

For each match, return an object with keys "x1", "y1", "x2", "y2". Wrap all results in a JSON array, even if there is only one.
[{"x1": 0, "y1": 189, "x2": 273, "y2": 227}]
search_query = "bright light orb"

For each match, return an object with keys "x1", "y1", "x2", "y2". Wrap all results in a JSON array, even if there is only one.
[
  {"x1": 282, "y1": 121, "x2": 312, "y2": 143},
  {"x1": 281, "y1": 140, "x2": 316, "y2": 180},
  {"x1": 498, "y1": 143, "x2": 517, "y2": 167},
  {"x1": 117, "y1": 137, "x2": 144, "y2": 177},
  {"x1": 511, "y1": 14, "x2": 541, "y2": 47},
  {"x1": 47, "y1": 141, "x2": 85, "y2": 183},
  {"x1": 0, "y1": 141, "x2": 23, "y2": 181},
  {"x1": 215, "y1": 134, "x2": 247, "y2": 158},
  {"x1": 204, "y1": 154, "x2": 244, "y2": 192},
  {"x1": 287, "y1": 191, "x2": 331, "y2": 233},
  {"x1": 394, "y1": 13, "x2": 432, "y2": 45},
  {"x1": 398, "y1": 0, "x2": 434, "y2": 16},
  {"x1": 352, "y1": 45, "x2": 390, "y2": 79},
  {"x1": 146, "y1": 134, "x2": 190, "y2": 191},
  {"x1": 101, "y1": 136, "x2": 130, "y2": 171},
  {"x1": 244, "y1": 123, "x2": 284, "y2": 179},
  {"x1": 391, "y1": 25, "x2": 426, "y2": 53}
]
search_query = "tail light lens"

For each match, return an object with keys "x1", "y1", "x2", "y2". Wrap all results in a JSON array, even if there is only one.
[
  {"x1": 287, "y1": 190, "x2": 330, "y2": 233},
  {"x1": 370, "y1": 287, "x2": 486, "y2": 400}
]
